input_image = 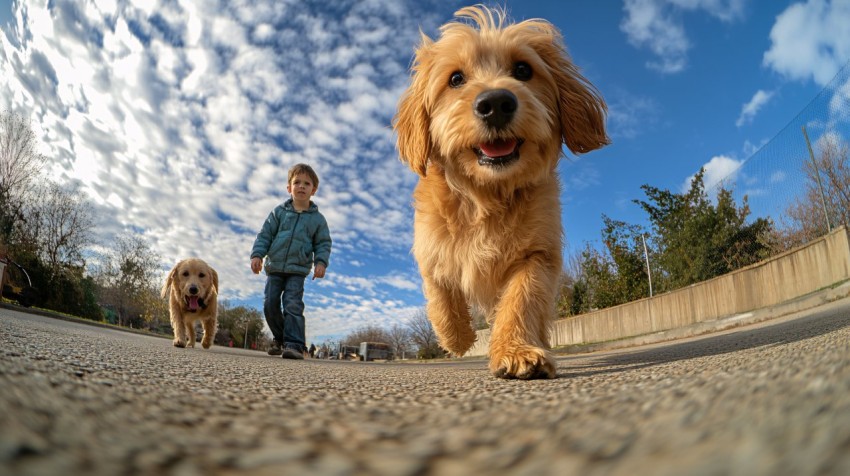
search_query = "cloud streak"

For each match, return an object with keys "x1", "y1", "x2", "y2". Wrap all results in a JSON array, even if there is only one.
[
  {"x1": 0, "y1": 0, "x2": 454, "y2": 343},
  {"x1": 621, "y1": 0, "x2": 746, "y2": 74},
  {"x1": 736, "y1": 89, "x2": 775, "y2": 127}
]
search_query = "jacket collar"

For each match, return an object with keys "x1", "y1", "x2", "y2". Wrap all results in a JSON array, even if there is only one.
[{"x1": 283, "y1": 198, "x2": 318, "y2": 213}]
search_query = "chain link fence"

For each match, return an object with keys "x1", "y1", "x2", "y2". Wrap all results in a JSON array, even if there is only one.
[{"x1": 713, "y1": 60, "x2": 850, "y2": 250}]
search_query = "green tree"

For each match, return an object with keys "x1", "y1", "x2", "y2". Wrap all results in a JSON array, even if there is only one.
[
  {"x1": 217, "y1": 302, "x2": 264, "y2": 349},
  {"x1": 634, "y1": 168, "x2": 772, "y2": 290},
  {"x1": 600, "y1": 216, "x2": 651, "y2": 303}
]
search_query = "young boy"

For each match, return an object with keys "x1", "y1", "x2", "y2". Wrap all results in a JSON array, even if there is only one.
[{"x1": 250, "y1": 163, "x2": 332, "y2": 360}]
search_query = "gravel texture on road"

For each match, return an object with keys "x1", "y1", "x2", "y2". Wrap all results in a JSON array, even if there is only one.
[{"x1": 1, "y1": 300, "x2": 849, "y2": 476}]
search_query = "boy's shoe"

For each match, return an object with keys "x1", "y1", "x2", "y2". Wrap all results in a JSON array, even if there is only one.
[
  {"x1": 281, "y1": 347, "x2": 304, "y2": 360},
  {"x1": 268, "y1": 341, "x2": 283, "y2": 356}
]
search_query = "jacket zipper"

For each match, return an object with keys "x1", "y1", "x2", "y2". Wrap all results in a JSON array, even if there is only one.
[{"x1": 282, "y1": 211, "x2": 302, "y2": 272}]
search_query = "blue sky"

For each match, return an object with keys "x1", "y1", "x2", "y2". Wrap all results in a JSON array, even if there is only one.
[{"x1": 1, "y1": 0, "x2": 848, "y2": 345}]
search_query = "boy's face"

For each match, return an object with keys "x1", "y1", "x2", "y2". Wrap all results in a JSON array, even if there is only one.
[{"x1": 287, "y1": 173, "x2": 317, "y2": 201}]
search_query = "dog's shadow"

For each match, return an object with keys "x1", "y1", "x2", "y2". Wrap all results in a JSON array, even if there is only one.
[{"x1": 555, "y1": 305, "x2": 850, "y2": 379}]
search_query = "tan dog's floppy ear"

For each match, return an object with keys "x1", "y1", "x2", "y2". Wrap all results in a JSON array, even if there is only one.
[
  {"x1": 393, "y1": 32, "x2": 434, "y2": 177},
  {"x1": 543, "y1": 39, "x2": 610, "y2": 154},
  {"x1": 209, "y1": 266, "x2": 219, "y2": 295},
  {"x1": 161, "y1": 262, "x2": 179, "y2": 299}
]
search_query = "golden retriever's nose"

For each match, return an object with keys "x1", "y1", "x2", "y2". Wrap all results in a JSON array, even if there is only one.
[
  {"x1": 189, "y1": 285, "x2": 199, "y2": 295},
  {"x1": 474, "y1": 89, "x2": 517, "y2": 130}
]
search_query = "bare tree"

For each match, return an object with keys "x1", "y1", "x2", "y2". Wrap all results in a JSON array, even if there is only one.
[
  {"x1": 343, "y1": 324, "x2": 390, "y2": 346},
  {"x1": 405, "y1": 308, "x2": 442, "y2": 359},
  {"x1": 0, "y1": 110, "x2": 47, "y2": 243},
  {"x1": 387, "y1": 323, "x2": 411, "y2": 359},
  {"x1": 25, "y1": 182, "x2": 94, "y2": 278},
  {"x1": 783, "y1": 134, "x2": 850, "y2": 248},
  {"x1": 0, "y1": 110, "x2": 46, "y2": 203},
  {"x1": 93, "y1": 233, "x2": 162, "y2": 328}
]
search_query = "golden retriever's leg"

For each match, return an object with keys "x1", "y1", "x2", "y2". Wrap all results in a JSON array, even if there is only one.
[
  {"x1": 201, "y1": 318, "x2": 216, "y2": 349},
  {"x1": 488, "y1": 254, "x2": 558, "y2": 379},
  {"x1": 170, "y1": 303, "x2": 187, "y2": 348},
  {"x1": 424, "y1": 278, "x2": 476, "y2": 356},
  {"x1": 185, "y1": 322, "x2": 196, "y2": 348}
]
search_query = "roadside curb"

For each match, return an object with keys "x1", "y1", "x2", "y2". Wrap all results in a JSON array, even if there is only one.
[
  {"x1": 551, "y1": 280, "x2": 850, "y2": 356},
  {"x1": 0, "y1": 300, "x2": 168, "y2": 339}
]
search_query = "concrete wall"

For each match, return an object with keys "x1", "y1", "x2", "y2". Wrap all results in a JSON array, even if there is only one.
[{"x1": 467, "y1": 226, "x2": 850, "y2": 357}]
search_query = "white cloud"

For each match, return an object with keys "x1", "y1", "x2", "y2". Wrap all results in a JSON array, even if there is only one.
[
  {"x1": 606, "y1": 88, "x2": 660, "y2": 139},
  {"x1": 682, "y1": 154, "x2": 744, "y2": 194},
  {"x1": 736, "y1": 89, "x2": 775, "y2": 127},
  {"x1": 621, "y1": 0, "x2": 746, "y2": 73},
  {"x1": 0, "y1": 0, "x2": 450, "y2": 342},
  {"x1": 763, "y1": 0, "x2": 850, "y2": 86}
]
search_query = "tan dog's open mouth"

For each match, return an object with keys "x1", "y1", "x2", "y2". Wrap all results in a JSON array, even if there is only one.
[
  {"x1": 184, "y1": 295, "x2": 206, "y2": 313},
  {"x1": 475, "y1": 138, "x2": 523, "y2": 167}
]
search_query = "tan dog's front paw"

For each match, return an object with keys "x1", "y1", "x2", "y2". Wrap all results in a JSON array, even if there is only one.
[
  {"x1": 201, "y1": 338, "x2": 212, "y2": 349},
  {"x1": 173, "y1": 339, "x2": 186, "y2": 348},
  {"x1": 489, "y1": 346, "x2": 556, "y2": 380}
]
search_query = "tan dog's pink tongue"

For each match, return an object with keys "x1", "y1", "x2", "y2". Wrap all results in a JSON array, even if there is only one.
[
  {"x1": 187, "y1": 295, "x2": 200, "y2": 311},
  {"x1": 479, "y1": 139, "x2": 517, "y2": 157}
]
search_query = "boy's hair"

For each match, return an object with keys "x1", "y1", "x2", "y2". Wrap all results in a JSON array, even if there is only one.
[{"x1": 288, "y1": 163, "x2": 320, "y2": 187}]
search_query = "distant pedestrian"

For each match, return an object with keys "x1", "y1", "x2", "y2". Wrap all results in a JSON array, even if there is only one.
[
  {"x1": 309, "y1": 343, "x2": 317, "y2": 358},
  {"x1": 250, "y1": 163, "x2": 332, "y2": 360}
]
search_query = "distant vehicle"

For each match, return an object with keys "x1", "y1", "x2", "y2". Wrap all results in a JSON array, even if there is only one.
[
  {"x1": 0, "y1": 255, "x2": 37, "y2": 308},
  {"x1": 359, "y1": 342, "x2": 393, "y2": 362},
  {"x1": 337, "y1": 344, "x2": 360, "y2": 361}
]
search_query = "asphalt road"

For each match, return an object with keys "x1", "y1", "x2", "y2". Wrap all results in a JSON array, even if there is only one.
[{"x1": 1, "y1": 299, "x2": 849, "y2": 476}]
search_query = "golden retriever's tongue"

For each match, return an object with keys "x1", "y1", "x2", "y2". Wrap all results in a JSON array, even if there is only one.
[
  {"x1": 479, "y1": 139, "x2": 517, "y2": 157},
  {"x1": 187, "y1": 295, "x2": 200, "y2": 311}
]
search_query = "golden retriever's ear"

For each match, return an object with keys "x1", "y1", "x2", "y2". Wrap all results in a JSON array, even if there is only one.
[
  {"x1": 209, "y1": 267, "x2": 219, "y2": 294},
  {"x1": 393, "y1": 33, "x2": 433, "y2": 177},
  {"x1": 544, "y1": 42, "x2": 610, "y2": 154},
  {"x1": 161, "y1": 263, "x2": 179, "y2": 299}
]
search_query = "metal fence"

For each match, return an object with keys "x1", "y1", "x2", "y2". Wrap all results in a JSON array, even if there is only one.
[{"x1": 711, "y1": 60, "x2": 850, "y2": 249}]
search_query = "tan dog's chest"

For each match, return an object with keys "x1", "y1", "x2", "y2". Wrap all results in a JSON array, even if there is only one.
[{"x1": 412, "y1": 176, "x2": 562, "y2": 309}]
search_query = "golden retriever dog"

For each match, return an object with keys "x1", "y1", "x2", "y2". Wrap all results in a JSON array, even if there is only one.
[
  {"x1": 161, "y1": 258, "x2": 219, "y2": 349},
  {"x1": 393, "y1": 6, "x2": 609, "y2": 379}
]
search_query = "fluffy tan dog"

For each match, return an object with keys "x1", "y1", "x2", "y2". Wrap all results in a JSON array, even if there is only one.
[
  {"x1": 161, "y1": 258, "x2": 219, "y2": 349},
  {"x1": 394, "y1": 6, "x2": 609, "y2": 379}
]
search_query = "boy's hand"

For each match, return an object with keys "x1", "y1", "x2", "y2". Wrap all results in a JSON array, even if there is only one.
[
  {"x1": 313, "y1": 263, "x2": 326, "y2": 280},
  {"x1": 250, "y1": 257, "x2": 263, "y2": 274}
]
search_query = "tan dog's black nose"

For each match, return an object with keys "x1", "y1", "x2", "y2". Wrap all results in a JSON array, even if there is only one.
[
  {"x1": 189, "y1": 285, "x2": 199, "y2": 295},
  {"x1": 474, "y1": 89, "x2": 517, "y2": 130}
]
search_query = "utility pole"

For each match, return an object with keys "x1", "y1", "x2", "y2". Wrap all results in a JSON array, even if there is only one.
[
  {"x1": 802, "y1": 125, "x2": 833, "y2": 232},
  {"x1": 641, "y1": 234, "x2": 653, "y2": 298},
  {"x1": 244, "y1": 320, "x2": 249, "y2": 349}
]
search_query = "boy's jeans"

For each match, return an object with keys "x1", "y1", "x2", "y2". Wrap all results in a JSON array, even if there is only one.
[{"x1": 263, "y1": 274, "x2": 306, "y2": 352}]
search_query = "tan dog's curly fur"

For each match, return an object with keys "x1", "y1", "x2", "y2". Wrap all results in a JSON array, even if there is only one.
[
  {"x1": 394, "y1": 5, "x2": 609, "y2": 379},
  {"x1": 161, "y1": 258, "x2": 219, "y2": 349}
]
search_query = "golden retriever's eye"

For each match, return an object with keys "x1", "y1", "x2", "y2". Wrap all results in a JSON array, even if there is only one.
[
  {"x1": 182, "y1": 271, "x2": 189, "y2": 277},
  {"x1": 449, "y1": 71, "x2": 465, "y2": 88},
  {"x1": 513, "y1": 61, "x2": 533, "y2": 81},
  {"x1": 199, "y1": 273, "x2": 205, "y2": 278}
]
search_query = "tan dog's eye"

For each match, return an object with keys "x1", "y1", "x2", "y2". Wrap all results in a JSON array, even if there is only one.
[
  {"x1": 513, "y1": 61, "x2": 533, "y2": 81},
  {"x1": 182, "y1": 271, "x2": 189, "y2": 277},
  {"x1": 199, "y1": 273, "x2": 205, "y2": 278},
  {"x1": 449, "y1": 71, "x2": 465, "y2": 88}
]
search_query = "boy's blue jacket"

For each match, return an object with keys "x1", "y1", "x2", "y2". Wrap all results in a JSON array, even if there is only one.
[{"x1": 250, "y1": 199, "x2": 332, "y2": 276}]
